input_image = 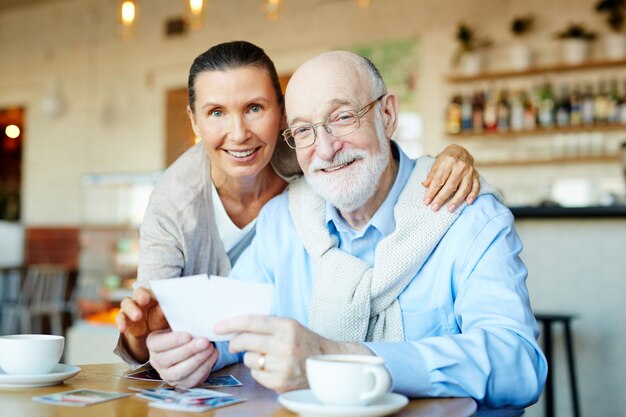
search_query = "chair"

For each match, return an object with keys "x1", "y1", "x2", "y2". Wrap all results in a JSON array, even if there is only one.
[
  {"x1": 1, "y1": 265, "x2": 69, "y2": 335},
  {"x1": 0, "y1": 266, "x2": 25, "y2": 335},
  {"x1": 535, "y1": 313, "x2": 581, "y2": 417}
]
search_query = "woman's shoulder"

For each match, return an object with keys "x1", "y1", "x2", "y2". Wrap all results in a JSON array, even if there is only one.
[
  {"x1": 163, "y1": 143, "x2": 207, "y2": 179},
  {"x1": 149, "y1": 144, "x2": 211, "y2": 211}
]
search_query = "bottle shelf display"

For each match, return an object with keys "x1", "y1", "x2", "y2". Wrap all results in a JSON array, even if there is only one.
[
  {"x1": 446, "y1": 78, "x2": 626, "y2": 137},
  {"x1": 476, "y1": 155, "x2": 618, "y2": 168}
]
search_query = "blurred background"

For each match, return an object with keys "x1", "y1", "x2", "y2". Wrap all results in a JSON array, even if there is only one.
[{"x1": 1, "y1": 1, "x2": 625, "y2": 416}]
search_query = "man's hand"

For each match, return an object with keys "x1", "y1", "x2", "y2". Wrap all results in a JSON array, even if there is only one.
[
  {"x1": 423, "y1": 144, "x2": 480, "y2": 212},
  {"x1": 116, "y1": 286, "x2": 169, "y2": 362},
  {"x1": 214, "y1": 315, "x2": 372, "y2": 393},
  {"x1": 147, "y1": 330, "x2": 218, "y2": 388}
]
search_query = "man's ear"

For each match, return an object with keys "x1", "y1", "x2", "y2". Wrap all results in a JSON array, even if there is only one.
[
  {"x1": 380, "y1": 94, "x2": 399, "y2": 139},
  {"x1": 186, "y1": 105, "x2": 201, "y2": 138}
]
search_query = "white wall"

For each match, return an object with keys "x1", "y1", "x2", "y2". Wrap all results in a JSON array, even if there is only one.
[
  {"x1": 2, "y1": 0, "x2": 622, "y2": 224},
  {"x1": 0, "y1": 221, "x2": 24, "y2": 267}
]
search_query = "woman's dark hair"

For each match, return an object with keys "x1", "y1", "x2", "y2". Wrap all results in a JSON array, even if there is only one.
[{"x1": 187, "y1": 40, "x2": 283, "y2": 113}]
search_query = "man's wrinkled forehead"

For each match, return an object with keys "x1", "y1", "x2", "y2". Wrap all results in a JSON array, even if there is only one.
[{"x1": 285, "y1": 53, "x2": 368, "y2": 124}]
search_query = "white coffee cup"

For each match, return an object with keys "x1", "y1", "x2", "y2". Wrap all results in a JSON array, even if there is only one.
[
  {"x1": 306, "y1": 354, "x2": 391, "y2": 406},
  {"x1": 0, "y1": 334, "x2": 64, "y2": 375}
]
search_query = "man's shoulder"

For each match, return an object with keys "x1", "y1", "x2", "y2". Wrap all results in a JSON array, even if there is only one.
[
  {"x1": 452, "y1": 193, "x2": 514, "y2": 237},
  {"x1": 258, "y1": 189, "x2": 291, "y2": 223},
  {"x1": 250, "y1": 190, "x2": 304, "y2": 259}
]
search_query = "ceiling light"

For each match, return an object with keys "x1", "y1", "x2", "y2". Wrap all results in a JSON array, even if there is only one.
[
  {"x1": 119, "y1": 1, "x2": 136, "y2": 41},
  {"x1": 5, "y1": 125, "x2": 20, "y2": 139},
  {"x1": 121, "y1": 1, "x2": 136, "y2": 26},
  {"x1": 188, "y1": 0, "x2": 204, "y2": 30},
  {"x1": 189, "y1": 0, "x2": 203, "y2": 16},
  {"x1": 264, "y1": 0, "x2": 282, "y2": 21}
]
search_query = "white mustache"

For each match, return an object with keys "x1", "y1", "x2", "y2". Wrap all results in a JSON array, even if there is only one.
[{"x1": 308, "y1": 149, "x2": 367, "y2": 173}]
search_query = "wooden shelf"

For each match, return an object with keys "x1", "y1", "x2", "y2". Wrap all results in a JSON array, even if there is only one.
[
  {"x1": 476, "y1": 154, "x2": 618, "y2": 167},
  {"x1": 447, "y1": 124, "x2": 626, "y2": 139},
  {"x1": 446, "y1": 58, "x2": 626, "y2": 83}
]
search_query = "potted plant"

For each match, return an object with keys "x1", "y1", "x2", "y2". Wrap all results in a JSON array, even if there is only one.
[
  {"x1": 509, "y1": 15, "x2": 535, "y2": 70},
  {"x1": 595, "y1": 0, "x2": 626, "y2": 59},
  {"x1": 555, "y1": 23, "x2": 597, "y2": 64},
  {"x1": 452, "y1": 22, "x2": 493, "y2": 75}
]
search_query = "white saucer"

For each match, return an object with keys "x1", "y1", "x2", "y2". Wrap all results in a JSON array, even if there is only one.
[
  {"x1": 278, "y1": 389, "x2": 408, "y2": 417},
  {"x1": 0, "y1": 364, "x2": 81, "y2": 388}
]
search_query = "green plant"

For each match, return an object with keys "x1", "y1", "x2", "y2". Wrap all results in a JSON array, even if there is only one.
[
  {"x1": 511, "y1": 15, "x2": 535, "y2": 36},
  {"x1": 452, "y1": 22, "x2": 492, "y2": 67},
  {"x1": 595, "y1": 0, "x2": 625, "y2": 32},
  {"x1": 555, "y1": 23, "x2": 597, "y2": 40}
]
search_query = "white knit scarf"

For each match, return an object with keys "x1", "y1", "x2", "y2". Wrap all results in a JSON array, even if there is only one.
[{"x1": 288, "y1": 156, "x2": 498, "y2": 342}]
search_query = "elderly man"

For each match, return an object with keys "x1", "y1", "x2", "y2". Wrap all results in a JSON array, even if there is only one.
[{"x1": 146, "y1": 51, "x2": 547, "y2": 412}]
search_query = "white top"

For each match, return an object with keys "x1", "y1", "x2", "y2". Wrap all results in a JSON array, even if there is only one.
[{"x1": 211, "y1": 183, "x2": 257, "y2": 264}]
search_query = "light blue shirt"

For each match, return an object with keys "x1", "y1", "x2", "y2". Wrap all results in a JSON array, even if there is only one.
[{"x1": 216, "y1": 145, "x2": 547, "y2": 412}]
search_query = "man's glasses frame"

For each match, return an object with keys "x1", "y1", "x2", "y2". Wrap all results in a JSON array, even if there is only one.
[{"x1": 282, "y1": 94, "x2": 385, "y2": 149}]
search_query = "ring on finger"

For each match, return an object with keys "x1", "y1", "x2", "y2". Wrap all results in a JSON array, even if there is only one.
[{"x1": 257, "y1": 353, "x2": 266, "y2": 371}]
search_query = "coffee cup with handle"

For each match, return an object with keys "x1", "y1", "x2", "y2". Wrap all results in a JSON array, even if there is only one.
[
  {"x1": 0, "y1": 334, "x2": 64, "y2": 375},
  {"x1": 306, "y1": 354, "x2": 391, "y2": 407}
]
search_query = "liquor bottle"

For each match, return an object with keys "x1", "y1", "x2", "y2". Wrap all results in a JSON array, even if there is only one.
[
  {"x1": 537, "y1": 82, "x2": 555, "y2": 129},
  {"x1": 555, "y1": 84, "x2": 571, "y2": 128},
  {"x1": 497, "y1": 89, "x2": 510, "y2": 132},
  {"x1": 461, "y1": 92, "x2": 473, "y2": 132},
  {"x1": 471, "y1": 90, "x2": 485, "y2": 133},
  {"x1": 594, "y1": 80, "x2": 609, "y2": 124},
  {"x1": 619, "y1": 79, "x2": 626, "y2": 125},
  {"x1": 510, "y1": 90, "x2": 525, "y2": 132},
  {"x1": 569, "y1": 84, "x2": 583, "y2": 127},
  {"x1": 581, "y1": 83, "x2": 595, "y2": 126},
  {"x1": 483, "y1": 87, "x2": 499, "y2": 133},
  {"x1": 446, "y1": 94, "x2": 462, "y2": 134},
  {"x1": 523, "y1": 89, "x2": 537, "y2": 131},
  {"x1": 607, "y1": 79, "x2": 620, "y2": 124}
]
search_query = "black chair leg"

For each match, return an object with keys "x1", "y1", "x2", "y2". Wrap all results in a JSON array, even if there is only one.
[
  {"x1": 543, "y1": 321, "x2": 554, "y2": 417},
  {"x1": 564, "y1": 321, "x2": 581, "y2": 417}
]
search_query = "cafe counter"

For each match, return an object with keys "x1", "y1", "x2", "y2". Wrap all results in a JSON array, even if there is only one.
[{"x1": 510, "y1": 204, "x2": 626, "y2": 218}]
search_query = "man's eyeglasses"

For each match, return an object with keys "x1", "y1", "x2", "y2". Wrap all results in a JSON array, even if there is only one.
[{"x1": 282, "y1": 95, "x2": 385, "y2": 149}]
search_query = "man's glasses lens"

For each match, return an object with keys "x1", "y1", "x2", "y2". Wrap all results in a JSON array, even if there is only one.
[
  {"x1": 283, "y1": 95, "x2": 383, "y2": 149},
  {"x1": 284, "y1": 110, "x2": 360, "y2": 149}
]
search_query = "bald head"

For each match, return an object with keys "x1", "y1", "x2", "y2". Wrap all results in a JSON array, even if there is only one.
[{"x1": 285, "y1": 51, "x2": 386, "y2": 126}]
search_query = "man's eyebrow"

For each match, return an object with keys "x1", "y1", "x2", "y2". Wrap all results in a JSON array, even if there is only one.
[{"x1": 287, "y1": 98, "x2": 356, "y2": 125}]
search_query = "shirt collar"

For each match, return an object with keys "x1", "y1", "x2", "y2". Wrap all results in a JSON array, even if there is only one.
[{"x1": 326, "y1": 141, "x2": 414, "y2": 237}]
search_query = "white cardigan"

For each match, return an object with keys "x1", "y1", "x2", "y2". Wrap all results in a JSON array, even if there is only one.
[{"x1": 137, "y1": 140, "x2": 300, "y2": 284}]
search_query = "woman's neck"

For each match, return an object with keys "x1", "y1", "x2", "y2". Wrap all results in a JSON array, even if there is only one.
[{"x1": 212, "y1": 165, "x2": 288, "y2": 228}]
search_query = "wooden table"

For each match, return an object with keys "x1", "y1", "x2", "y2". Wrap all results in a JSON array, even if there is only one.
[{"x1": 0, "y1": 363, "x2": 477, "y2": 416}]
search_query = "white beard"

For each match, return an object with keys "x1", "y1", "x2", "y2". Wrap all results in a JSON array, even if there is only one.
[{"x1": 305, "y1": 114, "x2": 390, "y2": 213}]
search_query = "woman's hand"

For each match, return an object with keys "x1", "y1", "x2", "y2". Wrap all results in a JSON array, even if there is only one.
[
  {"x1": 424, "y1": 144, "x2": 479, "y2": 212},
  {"x1": 116, "y1": 286, "x2": 169, "y2": 362}
]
